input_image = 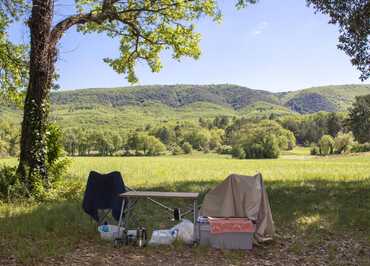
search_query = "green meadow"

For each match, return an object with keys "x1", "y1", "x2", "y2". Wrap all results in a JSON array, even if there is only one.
[{"x1": 1, "y1": 149, "x2": 370, "y2": 264}]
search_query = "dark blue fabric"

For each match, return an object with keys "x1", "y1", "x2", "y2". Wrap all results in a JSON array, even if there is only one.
[{"x1": 82, "y1": 171, "x2": 126, "y2": 222}]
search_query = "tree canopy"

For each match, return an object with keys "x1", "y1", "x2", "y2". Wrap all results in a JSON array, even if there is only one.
[
  {"x1": 348, "y1": 95, "x2": 370, "y2": 144},
  {"x1": 0, "y1": 0, "x2": 28, "y2": 104},
  {"x1": 66, "y1": 0, "x2": 221, "y2": 83}
]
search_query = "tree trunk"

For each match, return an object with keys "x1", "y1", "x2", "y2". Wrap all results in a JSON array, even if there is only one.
[{"x1": 17, "y1": 0, "x2": 56, "y2": 190}]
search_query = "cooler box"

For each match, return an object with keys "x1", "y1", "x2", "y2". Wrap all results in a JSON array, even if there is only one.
[{"x1": 198, "y1": 217, "x2": 255, "y2": 250}]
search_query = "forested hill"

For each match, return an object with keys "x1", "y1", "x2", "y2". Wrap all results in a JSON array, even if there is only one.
[
  {"x1": 1, "y1": 84, "x2": 369, "y2": 131},
  {"x1": 50, "y1": 84, "x2": 279, "y2": 110},
  {"x1": 51, "y1": 84, "x2": 370, "y2": 114}
]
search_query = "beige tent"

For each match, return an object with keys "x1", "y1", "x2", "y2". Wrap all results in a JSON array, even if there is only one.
[{"x1": 200, "y1": 173, "x2": 275, "y2": 241}]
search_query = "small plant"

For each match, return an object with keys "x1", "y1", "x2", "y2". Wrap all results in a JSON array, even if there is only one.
[
  {"x1": 181, "y1": 142, "x2": 192, "y2": 154},
  {"x1": 0, "y1": 165, "x2": 29, "y2": 200}
]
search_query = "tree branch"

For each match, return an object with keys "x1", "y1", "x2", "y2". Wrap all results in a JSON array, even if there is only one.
[{"x1": 49, "y1": 0, "x2": 193, "y2": 48}]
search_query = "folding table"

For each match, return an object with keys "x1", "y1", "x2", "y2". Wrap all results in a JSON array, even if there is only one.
[{"x1": 117, "y1": 191, "x2": 200, "y2": 243}]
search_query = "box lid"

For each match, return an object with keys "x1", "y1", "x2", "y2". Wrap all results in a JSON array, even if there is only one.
[{"x1": 208, "y1": 218, "x2": 255, "y2": 234}]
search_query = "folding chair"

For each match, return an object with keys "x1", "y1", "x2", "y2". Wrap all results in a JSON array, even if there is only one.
[{"x1": 82, "y1": 171, "x2": 137, "y2": 226}]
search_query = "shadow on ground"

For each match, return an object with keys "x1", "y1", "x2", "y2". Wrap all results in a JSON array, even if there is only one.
[{"x1": 1, "y1": 177, "x2": 370, "y2": 265}]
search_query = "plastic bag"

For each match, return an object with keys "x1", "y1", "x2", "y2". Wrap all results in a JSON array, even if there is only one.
[
  {"x1": 171, "y1": 219, "x2": 194, "y2": 244},
  {"x1": 148, "y1": 229, "x2": 178, "y2": 245}
]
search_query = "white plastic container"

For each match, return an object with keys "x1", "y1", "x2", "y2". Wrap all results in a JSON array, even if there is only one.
[{"x1": 97, "y1": 224, "x2": 125, "y2": 241}]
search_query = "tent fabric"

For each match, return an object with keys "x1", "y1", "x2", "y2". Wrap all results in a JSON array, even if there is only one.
[
  {"x1": 82, "y1": 171, "x2": 126, "y2": 222},
  {"x1": 200, "y1": 173, "x2": 274, "y2": 241}
]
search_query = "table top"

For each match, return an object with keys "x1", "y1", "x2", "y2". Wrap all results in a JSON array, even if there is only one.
[{"x1": 119, "y1": 191, "x2": 199, "y2": 199}]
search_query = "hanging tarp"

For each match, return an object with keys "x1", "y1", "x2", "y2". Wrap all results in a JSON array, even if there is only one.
[{"x1": 200, "y1": 173, "x2": 274, "y2": 241}]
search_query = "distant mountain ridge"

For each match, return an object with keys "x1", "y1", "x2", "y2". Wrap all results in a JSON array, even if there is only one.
[
  {"x1": 2, "y1": 84, "x2": 369, "y2": 131},
  {"x1": 51, "y1": 84, "x2": 370, "y2": 114},
  {"x1": 51, "y1": 84, "x2": 279, "y2": 110}
]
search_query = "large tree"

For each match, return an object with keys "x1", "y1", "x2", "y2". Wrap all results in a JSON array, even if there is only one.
[
  {"x1": 14, "y1": 0, "x2": 220, "y2": 191},
  {"x1": 348, "y1": 95, "x2": 370, "y2": 144}
]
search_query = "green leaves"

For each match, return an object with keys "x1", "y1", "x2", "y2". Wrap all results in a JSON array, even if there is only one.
[
  {"x1": 0, "y1": 1, "x2": 28, "y2": 106},
  {"x1": 75, "y1": 0, "x2": 220, "y2": 83},
  {"x1": 306, "y1": 0, "x2": 369, "y2": 81},
  {"x1": 235, "y1": 0, "x2": 258, "y2": 9},
  {"x1": 348, "y1": 95, "x2": 370, "y2": 144}
]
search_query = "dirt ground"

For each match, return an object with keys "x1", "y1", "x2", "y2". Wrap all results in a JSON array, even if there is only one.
[{"x1": 3, "y1": 233, "x2": 367, "y2": 266}]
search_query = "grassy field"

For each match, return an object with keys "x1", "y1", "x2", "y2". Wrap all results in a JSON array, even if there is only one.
[{"x1": 1, "y1": 149, "x2": 370, "y2": 264}]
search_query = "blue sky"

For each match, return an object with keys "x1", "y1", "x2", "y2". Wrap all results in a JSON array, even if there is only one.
[{"x1": 10, "y1": 0, "x2": 369, "y2": 92}]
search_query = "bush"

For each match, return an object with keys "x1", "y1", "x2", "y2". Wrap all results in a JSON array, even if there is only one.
[
  {"x1": 310, "y1": 146, "x2": 319, "y2": 155},
  {"x1": 182, "y1": 142, "x2": 192, "y2": 154},
  {"x1": 184, "y1": 129, "x2": 210, "y2": 150},
  {"x1": 0, "y1": 165, "x2": 18, "y2": 199},
  {"x1": 231, "y1": 147, "x2": 246, "y2": 159},
  {"x1": 171, "y1": 145, "x2": 183, "y2": 155},
  {"x1": 243, "y1": 135, "x2": 280, "y2": 159},
  {"x1": 261, "y1": 135, "x2": 280, "y2": 158},
  {"x1": 351, "y1": 142, "x2": 370, "y2": 153},
  {"x1": 318, "y1": 135, "x2": 335, "y2": 155},
  {"x1": 142, "y1": 135, "x2": 166, "y2": 156},
  {"x1": 217, "y1": 145, "x2": 233, "y2": 155},
  {"x1": 243, "y1": 143, "x2": 264, "y2": 159},
  {"x1": 334, "y1": 132, "x2": 353, "y2": 154},
  {"x1": 203, "y1": 146, "x2": 210, "y2": 153}
]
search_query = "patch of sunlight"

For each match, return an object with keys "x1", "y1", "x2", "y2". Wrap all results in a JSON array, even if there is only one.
[{"x1": 297, "y1": 214, "x2": 321, "y2": 227}]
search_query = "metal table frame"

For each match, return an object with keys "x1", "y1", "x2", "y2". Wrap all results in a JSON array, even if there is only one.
[{"x1": 117, "y1": 191, "x2": 200, "y2": 243}]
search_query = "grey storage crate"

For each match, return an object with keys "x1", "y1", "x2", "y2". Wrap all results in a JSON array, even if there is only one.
[
  {"x1": 197, "y1": 223, "x2": 253, "y2": 250},
  {"x1": 198, "y1": 223, "x2": 211, "y2": 246}
]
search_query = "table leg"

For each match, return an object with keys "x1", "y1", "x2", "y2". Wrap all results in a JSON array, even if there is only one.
[
  {"x1": 193, "y1": 199, "x2": 199, "y2": 243},
  {"x1": 117, "y1": 198, "x2": 126, "y2": 229}
]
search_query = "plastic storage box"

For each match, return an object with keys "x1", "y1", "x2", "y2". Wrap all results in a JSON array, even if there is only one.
[{"x1": 197, "y1": 218, "x2": 255, "y2": 250}]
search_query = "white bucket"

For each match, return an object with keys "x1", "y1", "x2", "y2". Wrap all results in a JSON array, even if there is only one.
[{"x1": 97, "y1": 224, "x2": 125, "y2": 241}]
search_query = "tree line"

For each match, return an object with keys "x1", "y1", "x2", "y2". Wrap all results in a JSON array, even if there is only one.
[{"x1": 1, "y1": 95, "x2": 369, "y2": 159}]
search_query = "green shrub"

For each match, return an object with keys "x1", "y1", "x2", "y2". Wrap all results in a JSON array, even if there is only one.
[
  {"x1": 243, "y1": 143, "x2": 264, "y2": 159},
  {"x1": 334, "y1": 132, "x2": 353, "y2": 154},
  {"x1": 140, "y1": 134, "x2": 166, "y2": 156},
  {"x1": 184, "y1": 129, "x2": 210, "y2": 151},
  {"x1": 182, "y1": 142, "x2": 192, "y2": 154},
  {"x1": 231, "y1": 147, "x2": 246, "y2": 159},
  {"x1": 0, "y1": 124, "x2": 71, "y2": 201},
  {"x1": 318, "y1": 135, "x2": 335, "y2": 155},
  {"x1": 217, "y1": 145, "x2": 233, "y2": 154},
  {"x1": 0, "y1": 165, "x2": 17, "y2": 199},
  {"x1": 351, "y1": 142, "x2": 370, "y2": 153},
  {"x1": 229, "y1": 120, "x2": 291, "y2": 159},
  {"x1": 171, "y1": 145, "x2": 183, "y2": 155},
  {"x1": 242, "y1": 135, "x2": 280, "y2": 159},
  {"x1": 203, "y1": 146, "x2": 210, "y2": 153},
  {"x1": 261, "y1": 135, "x2": 280, "y2": 158},
  {"x1": 310, "y1": 146, "x2": 319, "y2": 155}
]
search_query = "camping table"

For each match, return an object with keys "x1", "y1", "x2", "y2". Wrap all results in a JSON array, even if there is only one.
[{"x1": 117, "y1": 191, "x2": 200, "y2": 243}]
